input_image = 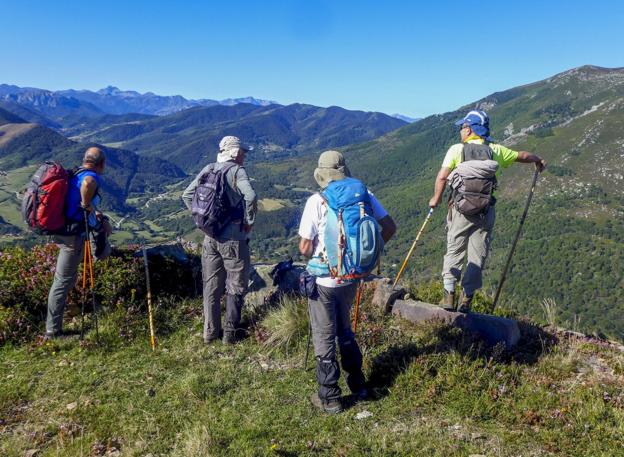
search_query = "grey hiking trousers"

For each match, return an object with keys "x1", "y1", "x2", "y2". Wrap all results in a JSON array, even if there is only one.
[
  {"x1": 46, "y1": 232, "x2": 111, "y2": 334},
  {"x1": 308, "y1": 283, "x2": 366, "y2": 402},
  {"x1": 47, "y1": 235, "x2": 84, "y2": 334},
  {"x1": 442, "y1": 206, "x2": 495, "y2": 297},
  {"x1": 201, "y1": 235, "x2": 250, "y2": 340}
]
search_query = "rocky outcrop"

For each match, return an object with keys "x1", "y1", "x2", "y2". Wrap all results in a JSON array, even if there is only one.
[
  {"x1": 392, "y1": 300, "x2": 521, "y2": 348},
  {"x1": 246, "y1": 262, "x2": 305, "y2": 310},
  {"x1": 369, "y1": 278, "x2": 406, "y2": 313}
]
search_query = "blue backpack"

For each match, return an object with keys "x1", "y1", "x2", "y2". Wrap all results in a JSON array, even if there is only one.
[{"x1": 307, "y1": 177, "x2": 383, "y2": 281}]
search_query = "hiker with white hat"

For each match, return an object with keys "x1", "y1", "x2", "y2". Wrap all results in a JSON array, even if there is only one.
[
  {"x1": 429, "y1": 110, "x2": 546, "y2": 312},
  {"x1": 182, "y1": 136, "x2": 258, "y2": 344},
  {"x1": 298, "y1": 150, "x2": 396, "y2": 413}
]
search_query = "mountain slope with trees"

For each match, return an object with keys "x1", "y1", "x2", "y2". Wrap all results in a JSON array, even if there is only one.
[
  {"x1": 75, "y1": 102, "x2": 408, "y2": 171},
  {"x1": 0, "y1": 119, "x2": 186, "y2": 213}
]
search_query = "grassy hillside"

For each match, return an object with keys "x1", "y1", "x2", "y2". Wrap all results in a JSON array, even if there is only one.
[{"x1": 1, "y1": 291, "x2": 623, "y2": 456}]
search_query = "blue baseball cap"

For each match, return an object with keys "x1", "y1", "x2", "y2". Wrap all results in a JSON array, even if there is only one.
[{"x1": 454, "y1": 110, "x2": 492, "y2": 141}]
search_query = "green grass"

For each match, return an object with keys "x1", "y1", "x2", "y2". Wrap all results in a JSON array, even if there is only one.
[{"x1": 1, "y1": 295, "x2": 623, "y2": 456}]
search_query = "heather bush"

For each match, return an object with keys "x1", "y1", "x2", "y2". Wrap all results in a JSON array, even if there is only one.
[{"x1": 0, "y1": 243, "x2": 145, "y2": 344}]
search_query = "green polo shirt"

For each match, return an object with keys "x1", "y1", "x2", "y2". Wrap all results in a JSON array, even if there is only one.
[{"x1": 441, "y1": 138, "x2": 519, "y2": 175}]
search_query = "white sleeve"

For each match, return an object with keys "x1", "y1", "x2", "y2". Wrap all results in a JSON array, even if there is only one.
[
  {"x1": 298, "y1": 196, "x2": 319, "y2": 240},
  {"x1": 368, "y1": 191, "x2": 389, "y2": 220}
]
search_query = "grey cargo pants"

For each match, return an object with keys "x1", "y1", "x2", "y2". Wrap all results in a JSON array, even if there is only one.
[
  {"x1": 201, "y1": 235, "x2": 250, "y2": 340},
  {"x1": 308, "y1": 283, "x2": 366, "y2": 402},
  {"x1": 46, "y1": 234, "x2": 84, "y2": 334},
  {"x1": 442, "y1": 206, "x2": 496, "y2": 297},
  {"x1": 46, "y1": 232, "x2": 111, "y2": 334}
]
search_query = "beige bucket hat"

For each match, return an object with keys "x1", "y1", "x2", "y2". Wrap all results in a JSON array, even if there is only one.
[
  {"x1": 313, "y1": 150, "x2": 351, "y2": 189},
  {"x1": 217, "y1": 135, "x2": 251, "y2": 163}
]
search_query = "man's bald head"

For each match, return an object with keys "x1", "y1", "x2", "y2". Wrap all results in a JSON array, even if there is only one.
[{"x1": 83, "y1": 147, "x2": 106, "y2": 168}]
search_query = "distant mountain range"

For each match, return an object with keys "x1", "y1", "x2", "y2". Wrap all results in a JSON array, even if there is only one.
[
  {"x1": 0, "y1": 83, "x2": 417, "y2": 123},
  {"x1": 0, "y1": 84, "x2": 277, "y2": 119}
]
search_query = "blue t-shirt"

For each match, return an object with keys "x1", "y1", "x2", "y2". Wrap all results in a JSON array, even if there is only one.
[{"x1": 65, "y1": 170, "x2": 101, "y2": 225}]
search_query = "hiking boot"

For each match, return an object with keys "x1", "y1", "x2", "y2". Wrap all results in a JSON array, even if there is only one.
[
  {"x1": 457, "y1": 294, "x2": 473, "y2": 313},
  {"x1": 440, "y1": 290, "x2": 455, "y2": 311},
  {"x1": 43, "y1": 331, "x2": 80, "y2": 341},
  {"x1": 222, "y1": 331, "x2": 238, "y2": 345},
  {"x1": 310, "y1": 393, "x2": 343, "y2": 414},
  {"x1": 354, "y1": 388, "x2": 369, "y2": 402},
  {"x1": 204, "y1": 335, "x2": 219, "y2": 344}
]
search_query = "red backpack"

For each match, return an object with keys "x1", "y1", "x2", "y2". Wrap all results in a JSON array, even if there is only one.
[{"x1": 21, "y1": 161, "x2": 73, "y2": 235}]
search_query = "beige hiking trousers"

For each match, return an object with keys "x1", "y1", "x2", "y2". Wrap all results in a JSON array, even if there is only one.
[{"x1": 442, "y1": 206, "x2": 495, "y2": 297}]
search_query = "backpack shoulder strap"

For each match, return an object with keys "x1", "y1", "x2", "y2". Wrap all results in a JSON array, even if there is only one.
[
  {"x1": 197, "y1": 163, "x2": 216, "y2": 182},
  {"x1": 225, "y1": 163, "x2": 241, "y2": 191}
]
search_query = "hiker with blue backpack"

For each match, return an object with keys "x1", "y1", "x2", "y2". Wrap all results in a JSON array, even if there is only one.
[
  {"x1": 299, "y1": 150, "x2": 396, "y2": 414},
  {"x1": 428, "y1": 110, "x2": 546, "y2": 312},
  {"x1": 182, "y1": 136, "x2": 258, "y2": 345},
  {"x1": 41, "y1": 147, "x2": 112, "y2": 339}
]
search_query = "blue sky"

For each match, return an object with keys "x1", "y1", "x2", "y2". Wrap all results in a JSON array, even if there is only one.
[{"x1": 3, "y1": 0, "x2": 623, "y2": 117}]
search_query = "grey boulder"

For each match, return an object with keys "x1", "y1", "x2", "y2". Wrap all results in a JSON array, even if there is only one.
[{"x1": 392, "y1": 299, "x2": 521, "y2": 348}]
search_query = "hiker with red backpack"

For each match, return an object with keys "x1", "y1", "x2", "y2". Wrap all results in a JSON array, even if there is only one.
[
  {"x1": 39, "y1": 147, "x2": 112, "y2": 339},
  {"x1": 298, "y1": 150, "x2": 396, "y2": 414},
  {"x1": 428, "y1": 110, "x2": 546, "y2": 312},
  {"x1": 182, "y1": 136, "x2": 258, "y2": 345}
]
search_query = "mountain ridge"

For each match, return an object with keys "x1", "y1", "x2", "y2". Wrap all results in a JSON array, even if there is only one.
[
  {"x1": 0, "y1": 83, "x2": 278, "y2": 118},
  {"x1": 70, "y1": 102, "x2": 408, "y2": 171}
]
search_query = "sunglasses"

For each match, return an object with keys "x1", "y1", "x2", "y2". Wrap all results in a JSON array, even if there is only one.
[{"x1": 459, "y1": 124, "x2": 471, "y2": 131}]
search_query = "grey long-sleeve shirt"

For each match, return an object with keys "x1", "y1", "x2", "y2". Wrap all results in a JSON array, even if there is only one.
[{"x1": 182, "y1": 161, "x2": 258, "y2": 240}]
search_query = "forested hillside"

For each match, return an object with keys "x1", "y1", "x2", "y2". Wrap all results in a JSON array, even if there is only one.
[
  {"x1": 73, "y1": 103, "x2": 407, "y2": 171},
  {"x1": 0, "y1": 120, "x2": 186, "y2": 216}
]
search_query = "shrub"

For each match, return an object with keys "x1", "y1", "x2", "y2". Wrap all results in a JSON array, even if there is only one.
[{"x1": 0, "y1": 244, "x2": 144, "y2": 344}]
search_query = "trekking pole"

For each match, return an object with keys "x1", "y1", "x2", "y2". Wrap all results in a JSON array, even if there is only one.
[
  {"x1": 352, "y1": 280, "x2": 364, "y2": 334},
  {"x1": 492, "y1": 169, "x2": 540, "y2": 311},
  {"x1": 80, "y1": 236, "x2": 87, "y2": 340},
  {"x1": 82, "y1": 209, "x2": 99, "y2": 343},
  {"x1": 303, "y1": 322, "x2": 312, "y2": 370},
  {"x1": 393, "y1": 208, "x2": 434, "y2": 287},
  {"x1": 142, "y1": 247, "x2": 157, "y2": 351}
]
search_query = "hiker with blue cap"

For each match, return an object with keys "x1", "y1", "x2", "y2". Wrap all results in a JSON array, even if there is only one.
[{"x1": 428, "y1": 110, "x2": 546, "y2": 312}]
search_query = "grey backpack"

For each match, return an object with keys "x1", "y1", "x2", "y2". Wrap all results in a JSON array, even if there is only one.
[
  {"x1": 447, "y1": 143, "x2": 499, "y2": 216},
  {"x1": 191, "y1": 162, "x2": 240, "y2": 237}
]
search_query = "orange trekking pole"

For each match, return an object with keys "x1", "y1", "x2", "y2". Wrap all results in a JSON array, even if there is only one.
[
  {"x1": 81, "y1": 209, "x2": 99, "y2": 342},
  {"x1": 352, "y1": 280, "x2": 364, "y2": 334}
]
